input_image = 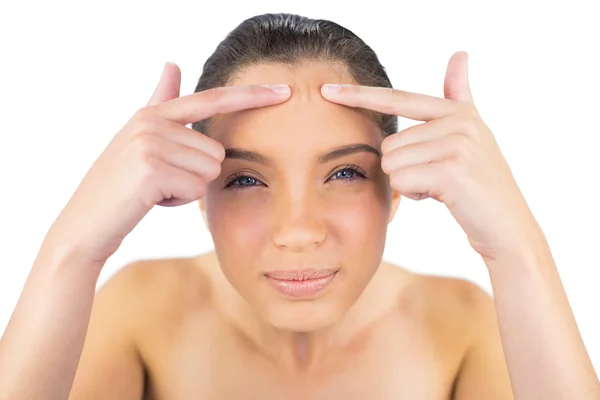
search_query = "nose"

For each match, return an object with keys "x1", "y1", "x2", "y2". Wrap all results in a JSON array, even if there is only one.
[{"x1": 271, "y1": 191, "x2": 327, "y2": 252}]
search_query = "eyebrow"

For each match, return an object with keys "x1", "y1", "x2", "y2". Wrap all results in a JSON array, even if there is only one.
[{"x1": 224, "y1": 143, "x2": 382, "y2": 166}]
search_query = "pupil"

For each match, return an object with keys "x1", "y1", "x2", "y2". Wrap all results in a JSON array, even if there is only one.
[
  {"x1": 240, "y1": 177, "x2": 255, "y2": 185},
  {"x1": 338, "y1": 170, "x2": 354, "y2": 178}
]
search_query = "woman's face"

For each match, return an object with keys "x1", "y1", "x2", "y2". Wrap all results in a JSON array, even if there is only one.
[{"x1": 201, "y1": 61, "x2": 399, "y2": 331}]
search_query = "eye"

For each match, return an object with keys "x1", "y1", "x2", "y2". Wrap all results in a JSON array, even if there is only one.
[
  {"x1": 223, "y1": 172, "x2": 266, "y2": 189},
  {"x1": 327, "y1": 164, "x2": 368, "y2": 183}
]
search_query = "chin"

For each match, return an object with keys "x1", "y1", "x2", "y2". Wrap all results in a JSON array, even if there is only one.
[{"x1": 261, "y1": 299, "x2": 347, "y2": 332}]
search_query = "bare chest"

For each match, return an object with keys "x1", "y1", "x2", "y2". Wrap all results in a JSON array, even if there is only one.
[{"x1": 141, "y1": 317, "x2": 464, "y2": 400}]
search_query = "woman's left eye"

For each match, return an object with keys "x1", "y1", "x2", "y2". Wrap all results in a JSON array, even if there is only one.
[{"x1": 327, "y1": 166, "x2": 368, "y2": 182}]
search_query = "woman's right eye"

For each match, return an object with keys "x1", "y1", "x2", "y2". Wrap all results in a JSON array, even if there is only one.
[{"x1": 223, "y1": 174, "x2": 265, "y2": 189}]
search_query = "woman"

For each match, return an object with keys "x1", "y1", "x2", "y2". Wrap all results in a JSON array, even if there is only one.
[{"x1": 0, "y1": 13, "x2": 598, "y2": 399}]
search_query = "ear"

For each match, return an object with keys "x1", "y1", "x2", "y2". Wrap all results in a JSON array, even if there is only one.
[{"x1": 388, "y1": 189, "x2": 401, "y2": 224}]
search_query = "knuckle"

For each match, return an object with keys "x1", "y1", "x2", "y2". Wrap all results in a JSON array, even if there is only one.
[
  {"x1": 385, "y1": 88, "x2": 411, "y2": 115},
  {"x1": 247, "y1": 85, "x2": 264, "y2": 96},
  {"x1": 138, "y1": 153, "x2": 161, "y2": 183},
  {"x1": 192, "y1": 177, "x2": 208, "y2": 198},
  {"x1": 204, "y1": 137, "x2": 226, "y2": 161},
  {"x1": 131, "y1": 108, "x2": 159, "y2": 136},
  {"x1": 390, "y1": 88, "x2": 410, "y2": 98},
  {"x1": 380, "y1": 134, "x2": 396, "y2": 154},
  {"x1": 205, "y1": 157, "x2": 222, "y2": 181},
  {"x1": 133, "y1": 106, "x2": 156, "y2": 121},
  {"x1": 203, "y1": 87, "x2": 226, "y2": 103},
  {"x1": 215, "y1": 144, "x2": 226, "y2": 161},
  {"x1": 449, "y1": 134, "x2": 471, "y2": 158},
  {"x1": 445, "y1": 159, "x2": 465, "y2": 182},
  {"x1": 132, "y1": 106, "x2": 149, "y2": 119},
  {"x1": 456, "y1": 108, "x2": 480, "y2": 135},
  {"x1": 133, "y1": 134, "x2": 159, "y2": 160},
  {"x1": 390, "y1": 170, "x2": 407, "y2": 190},
  {"x1": 380, "y1": 153, "x2": 393, "y2": 174}
]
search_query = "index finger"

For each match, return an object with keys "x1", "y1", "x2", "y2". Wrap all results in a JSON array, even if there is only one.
[
  {"x1": 153, "y1": 84, "x2": 292, "y2": 125},
  {"x1": 320, "y1": 84, "x2": 461, "y2": 122}
]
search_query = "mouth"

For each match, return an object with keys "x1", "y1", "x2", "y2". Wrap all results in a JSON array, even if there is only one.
[{"x1": 264, "y1": 269, "x2": 338, "y2": 298}]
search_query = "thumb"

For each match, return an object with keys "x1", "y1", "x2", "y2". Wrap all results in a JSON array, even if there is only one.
[
  {"x1": 443, "y1": 51, "x2": 474, "y2": 103},
  {"x1": 147, "y1": 62, "x2": 181, "y2": 106}
]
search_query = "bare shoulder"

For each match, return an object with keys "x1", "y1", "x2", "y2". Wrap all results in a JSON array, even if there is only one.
[
  {"x1": 380, "y1": 262, "x2": 499, "y2": 359},
  {"x1": 94, "y1": 255, "x2": 214, "y2": 362},
  {"x1": 382, "y1": 262, "x2": 494, "y2": 326},
  {"x1": 97, "y1": 255, "x2": 211, "y2": 323},
  {"x1": 416, "y1": 271, "x2": 494, "y2": 322},
  {"x1": 417, "y1": 272, "x2": 513, "y2": 397},
  {"x1": 384, "y1": 263, "x2": 512, "y2": 398},
  {"x1": 71, "y1": 256, "x2": 212, "y2": 398},
  {"x1": 416, "y1": 272, "x2": 501, "y2": 350}
]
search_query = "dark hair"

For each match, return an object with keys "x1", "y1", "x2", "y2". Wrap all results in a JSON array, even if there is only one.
[{"x1": 191, "y1": 13, "x2": 397, "y2": 136}]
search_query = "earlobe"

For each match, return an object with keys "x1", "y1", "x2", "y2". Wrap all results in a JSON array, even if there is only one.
[{"x1": 388, "y1": 190, "x2": 401, "y2": 223}]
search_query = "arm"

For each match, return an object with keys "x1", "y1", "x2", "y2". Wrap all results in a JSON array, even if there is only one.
[
  {"x1": 0, "y1": 242, "x2": 102, "y2": 399},
  {"x1": 452, "y1": 283, "x2": 514, "y2": 399},
  {"x1": 0, "y1": 241, "x2": 145, "y2": 400},
  {"x1": 484, "y1": 234, "x2": 600, "y2": 399},
  {"x1": 68, "y1": 263, "x2": 146, "y2": 399}
]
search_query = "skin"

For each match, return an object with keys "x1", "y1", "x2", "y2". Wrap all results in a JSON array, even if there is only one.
[
  {"x1": 67, "y1": 60, "x2": 514, "y2": 398},
  {"x1": 1, "y1": 53, "x2": 598, "y2": 399}
]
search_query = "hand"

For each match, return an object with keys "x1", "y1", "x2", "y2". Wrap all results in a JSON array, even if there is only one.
[
  {"x1": 320, "y1": 51, "x2": 542, "y2": 262},
  {"x1": 45, "y1": 63, "x2": 291, "y2": 266}
]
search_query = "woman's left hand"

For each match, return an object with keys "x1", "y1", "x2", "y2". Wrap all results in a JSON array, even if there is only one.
[{"x1": 321, "y1": 51, "x2": 544, "y2": 263}]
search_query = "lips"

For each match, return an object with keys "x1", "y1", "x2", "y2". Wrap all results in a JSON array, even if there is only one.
[
  {"x1": 264, "y1": 269, "x2": 338, "y2": 298},
  {"x1": 265, "y1": 269, "x2": 337, "y2": 281}
]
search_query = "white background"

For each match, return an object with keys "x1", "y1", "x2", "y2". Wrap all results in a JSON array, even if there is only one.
[{"x1": 1, "y1": 0, "x2": 599, "y2": 375}]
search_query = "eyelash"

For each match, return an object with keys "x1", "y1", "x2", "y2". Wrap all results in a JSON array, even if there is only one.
[{"x1": 223, "y1": 164, "x2": 368, "y2": 189}]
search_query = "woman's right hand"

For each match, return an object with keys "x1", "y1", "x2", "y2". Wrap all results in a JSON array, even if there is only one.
[{"x1": 44, "y1": 62, "x2": 291, "y2": 267}]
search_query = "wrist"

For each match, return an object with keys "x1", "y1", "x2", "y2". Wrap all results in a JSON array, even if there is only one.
[
  {"x1": 483, "y1": 228, "x2": 553, "y2": 275},
  {"x1": 35, "y1": 237, "x2": 105, "y2": 282}
]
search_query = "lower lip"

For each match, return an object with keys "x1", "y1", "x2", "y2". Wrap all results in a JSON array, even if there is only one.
[{"x1": 265, "y1": 272, "x2": 337, "y2": 298}]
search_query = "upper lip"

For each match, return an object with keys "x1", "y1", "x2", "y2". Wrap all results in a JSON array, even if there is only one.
[{"x1": 264, "y1": 269, "x2": 338, "y2": 281}]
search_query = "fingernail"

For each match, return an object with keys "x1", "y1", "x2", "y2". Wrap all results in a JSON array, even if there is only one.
[
  {"x1": 163, "y1": 62, "x2": 177, "y2": 73},
  {"x1": 322, "y1": 84, "x2": 341, "y2": 94},
  {"x1": 261, "y1": 84, "x2": 291, "y2": 95}
]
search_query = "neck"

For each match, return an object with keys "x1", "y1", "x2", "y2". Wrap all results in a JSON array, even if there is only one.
[
  {"x1": 198, "y1": 252, "x2": 402, "y2": 372},
  {"x1": 255, "y1": 329, "x2": 328, "y2": 371}
]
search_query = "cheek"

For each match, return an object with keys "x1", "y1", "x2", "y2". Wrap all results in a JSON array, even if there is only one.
[
  {"x1": 326, "y1": 184, "x2": 391, "y2": 247},
  {"x1": 205, "y1": 190, "x2": 272, "y2": 250}
]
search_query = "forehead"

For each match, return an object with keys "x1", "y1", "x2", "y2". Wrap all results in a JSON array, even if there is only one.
[{"x1": 210, "y1": 61, "x2": 382, "y2": 155}]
